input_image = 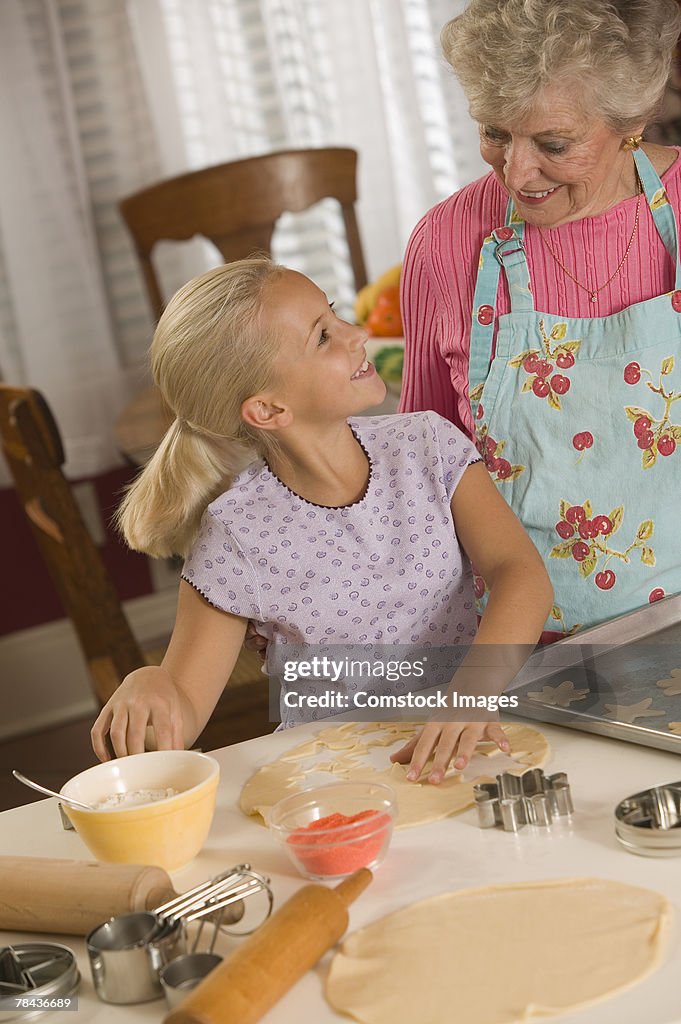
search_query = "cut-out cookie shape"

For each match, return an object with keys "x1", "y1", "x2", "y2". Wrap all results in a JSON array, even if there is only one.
[
  {"x1": 603, "y1": 698, "x2": 665, "y2": 724},
  {"x1": 527, "y1": 680, "x2": 589, "y2": 707},
  {"x1": 656, "y1": 668, "x2": 681, "y2": 696}
]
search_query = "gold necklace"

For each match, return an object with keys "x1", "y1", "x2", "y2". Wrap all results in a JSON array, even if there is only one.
[{"x1": 536, "y1": 173, "x2": 643, "y2": 303}]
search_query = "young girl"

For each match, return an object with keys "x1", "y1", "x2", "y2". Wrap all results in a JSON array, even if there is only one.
[{"x1": 91, "y1": 258, "x2": 552, "y2": 783}]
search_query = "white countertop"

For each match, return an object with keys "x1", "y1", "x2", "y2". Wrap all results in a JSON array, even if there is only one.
[{"x1": 2, "y1": 720, "x2": 681, "y2": 1024}]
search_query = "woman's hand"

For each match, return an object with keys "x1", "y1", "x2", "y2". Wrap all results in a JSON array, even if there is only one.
[
  {"x1": 390, "y1": 720, "x2": 509, "y2": 784},
  {"x1": 90, "y1": 666, "x2": 186, "y2": 761}
]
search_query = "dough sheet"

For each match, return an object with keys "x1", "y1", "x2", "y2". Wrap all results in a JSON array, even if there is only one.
[
  {"x1": 240, "y1": 721, "x2": 549, "y2": 829},
  {"x1": 326, "y1": 878, "x2": 671, "y2": 1024}
]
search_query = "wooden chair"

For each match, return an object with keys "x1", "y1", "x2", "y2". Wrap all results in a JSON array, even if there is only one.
[
  {"x1": 0, "y1": 385, "x2": 143, "y2": 705},
  {"x1": 119, "y1": 147, "x2": 368, "y2": 319},
  {"x1": 0, "y1": 385, "x2": 268, "y2": 744}
]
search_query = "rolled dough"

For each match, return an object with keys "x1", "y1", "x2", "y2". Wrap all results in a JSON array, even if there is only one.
[
  {"x1": 240, "y1": 721, "x2": 549, "y2": 829},
  {"x1": 326, "y1": 878, "x2": 671, "y2": 1024}
]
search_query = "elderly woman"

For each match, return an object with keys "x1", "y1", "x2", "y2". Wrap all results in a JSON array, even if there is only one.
[{"x1": 399, "y1": 0, "x2": 681, "y2": 641}]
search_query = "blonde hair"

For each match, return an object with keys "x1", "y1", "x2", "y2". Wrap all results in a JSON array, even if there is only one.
[
  {"x1": 118, "y1": 258, "x2": 285, "y2": 558},
  {"x1": 441, "y1": 0, "x2": 681, "y2": 134}
]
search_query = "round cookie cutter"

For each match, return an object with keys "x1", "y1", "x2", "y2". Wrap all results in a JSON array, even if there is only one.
[
  {"x1": 0, "y1": 942, "x2": 80, "y2": 1021},
  {"x1": 615, "y1": 781, "x2": 681, "y2": 857}
]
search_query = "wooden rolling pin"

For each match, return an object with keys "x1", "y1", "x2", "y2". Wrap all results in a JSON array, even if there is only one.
[
  {"x1": 0, "y1": 856, "x2": 177, "y2": 935},
  {"x1": 165, "y1": 868, "x2": 372, "y2": 1024},
  {"x1": 0, "y1": 857, "x2": 176, "y2": 935}
]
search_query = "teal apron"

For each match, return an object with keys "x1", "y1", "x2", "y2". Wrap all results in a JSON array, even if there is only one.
[{"x1": 469, "y1": 149, "x2": 681, "y2": 639}]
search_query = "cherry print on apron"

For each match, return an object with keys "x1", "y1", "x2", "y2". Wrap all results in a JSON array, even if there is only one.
[{"x1": 468, "y1": 149, "x2": 681, "y2": 641}]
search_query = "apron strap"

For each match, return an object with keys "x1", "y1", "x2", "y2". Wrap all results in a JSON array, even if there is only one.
[
  {"x1": 633, "y1": 148, "x2": 681, "y2": 289},
  {"x1": 469, "y1": 152, "x2": 681, "y2": 416},
  {"x1": 468, "y1": 207, "x2": 532, "y2": 414}
]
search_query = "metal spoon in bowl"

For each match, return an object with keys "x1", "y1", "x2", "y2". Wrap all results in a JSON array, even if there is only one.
[{"x1": 12, "y1": 770, "x2": 94, "y2": 811}]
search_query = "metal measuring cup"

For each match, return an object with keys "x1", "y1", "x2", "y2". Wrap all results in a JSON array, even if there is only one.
[
  {"x1": 160, "y1": 952, "x2": 222, "y2": 1009},
  {"x1": 86, "y1": 865, "x2": 273, "y2": 1004},
  {"x1": 86, "y1": 910, "x2": 185, "y2": 1004}
]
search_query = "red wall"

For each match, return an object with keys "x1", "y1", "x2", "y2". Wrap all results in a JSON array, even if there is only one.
[{"x1": 1, "y1": 467, "x2": 154, "y2": 636}]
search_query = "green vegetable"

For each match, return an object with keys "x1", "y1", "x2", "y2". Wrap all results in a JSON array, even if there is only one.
[{"x1": 373, "y1": 346, "x2": 404, "y2": 383}]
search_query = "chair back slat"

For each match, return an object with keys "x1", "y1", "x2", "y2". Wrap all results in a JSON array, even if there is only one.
[{"x1": 120, "y1": 147, "x2": 368, "y2": 319}]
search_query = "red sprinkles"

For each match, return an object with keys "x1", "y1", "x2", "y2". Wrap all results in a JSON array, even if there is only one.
[{"x1": 287, "y1": 809, "x2": 391, "y2": 876}]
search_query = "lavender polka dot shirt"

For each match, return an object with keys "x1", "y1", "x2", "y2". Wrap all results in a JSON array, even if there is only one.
[{"x1": 183, "y1": 412, "x2": 480, "y2": 725}]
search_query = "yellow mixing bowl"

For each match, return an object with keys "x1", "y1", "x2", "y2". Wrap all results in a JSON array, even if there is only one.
[{"x1": 60, "y1": 750, "x2": 219, "y2": 871}]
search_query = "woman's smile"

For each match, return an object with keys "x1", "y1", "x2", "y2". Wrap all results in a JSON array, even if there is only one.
[
  {"x1": 516, "y1": 185, "x2": 561, "y2": 205},
  {"x1": 479, "y1": 84, "x2": 642, "y2": 226}
]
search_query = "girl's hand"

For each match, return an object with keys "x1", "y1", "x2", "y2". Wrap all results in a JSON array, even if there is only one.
[
  {"x1": 90, "y1": 666, "x2": 186, "y2": 761},
  {"x1": 390, "y1": 720, "x2": 509, "y2": 784}
]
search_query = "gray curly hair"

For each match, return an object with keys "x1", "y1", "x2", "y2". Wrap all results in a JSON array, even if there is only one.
[{"x1": 441, "y1": 0, "x2": 681, "y2": 135}]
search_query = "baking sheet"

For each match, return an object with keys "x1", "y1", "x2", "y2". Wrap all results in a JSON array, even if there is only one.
[{"x1": 507, "y1": 594, "x2": 681, "y2": 753}]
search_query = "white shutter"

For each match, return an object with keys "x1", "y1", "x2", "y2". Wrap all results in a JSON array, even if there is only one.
[
  {"x1": 135, "y1": 0, "x2": 366, "y2": 316},
  {"x1": 0, "y1": 0, "x2": 168, "y2": 479},
  {"x1": 55, "y1": 0, "x2": 166, "y2": 366},
  {"x1": 0, "y1": 0, "x2": 487, "y2": 487}
]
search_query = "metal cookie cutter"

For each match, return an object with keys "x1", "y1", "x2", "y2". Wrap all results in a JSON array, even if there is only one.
[
  {"x1": 615, "y1": 781, "x2": 681, "y2": 857},
  {"x1": 0, "y1": 943, "x2": 80, "y2": 1020},
  {"x1": 86, "y1": 864, "x2": 272, "y2": 1004},
  {"x1": 474, "y1": 768, "x2": 574, "y2": 832}
]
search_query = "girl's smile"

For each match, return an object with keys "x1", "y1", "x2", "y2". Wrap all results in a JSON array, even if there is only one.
[
  {"x1": 263, "y1": 270, "x2": 386, "y2": 424},
  {"x1": 351, "y1": 358, "x2": 376, "y2": 380}
]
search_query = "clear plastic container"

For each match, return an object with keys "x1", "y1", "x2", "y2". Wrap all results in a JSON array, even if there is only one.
[{"x1": 268, "y1": 781, "x2": 396, "y2": 880}]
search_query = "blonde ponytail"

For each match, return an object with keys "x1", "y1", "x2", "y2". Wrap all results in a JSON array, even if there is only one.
[{"x1": 117, "y1": 258, "x2": 284, "y2": 558}]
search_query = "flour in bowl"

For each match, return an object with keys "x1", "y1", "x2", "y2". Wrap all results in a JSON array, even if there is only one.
[{"x1": 95, "y1": 787, "x2": 179, "y2": 809}]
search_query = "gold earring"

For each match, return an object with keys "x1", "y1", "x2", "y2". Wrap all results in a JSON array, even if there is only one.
[{"x1": 622, "y1": 135, "x2": 643, "y2": 151}]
